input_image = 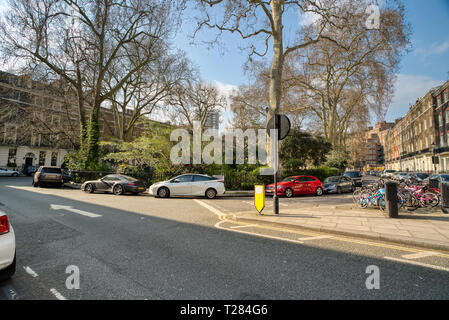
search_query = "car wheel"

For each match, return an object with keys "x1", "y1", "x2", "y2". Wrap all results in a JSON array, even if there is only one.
[
  {"x1": 85, "y1": 183, "x2": 94, "y2": 194},
  {"x1": 205, "y1": 188, "x2": 217, "y2": 199},
  {"x1": 285, "y1": 188, "x2": 293, "y2": 198},
  {"x1": 315, "y1": 187, "x2": 323, "y2": 196},
  {"x1": 113, "y1": 184, "x2": 124, "y2": 195},
  {"x1": 351, "y1": 186, "x2": 355, "y2": 193},
  {"x1": 0, "y1": 253, "x2": 16, "y2": 282},
  {"x1": 157, "y1": 187, "x2": 170, "y2": 198},
  {"x1": 12, "y1": 173, "x2": 18, "y2": 177}
]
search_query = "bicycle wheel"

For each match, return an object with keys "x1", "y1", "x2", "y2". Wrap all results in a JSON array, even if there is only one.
[
  {"x1": 378, "y1": 194, "x2": 386, "y2": 212},
  {"x1": 421, "y1": 192, "x2": 439, "y2": 208}
]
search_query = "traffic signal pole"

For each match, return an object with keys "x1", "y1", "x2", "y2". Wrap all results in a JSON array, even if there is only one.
[{"x1": 273, "y1": 114, "x2": 279, "y2": 215}]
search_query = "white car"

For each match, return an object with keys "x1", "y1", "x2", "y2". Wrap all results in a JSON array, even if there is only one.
[
  {"x1": 0, "y1": 210, "x2": 16, "y2": 282},
  {"x1": 149, "y1": 174, "x2": 225, "y2": 199},
  {"x1": 0, "y1": 168, "x2": 20, "y2": 177}
]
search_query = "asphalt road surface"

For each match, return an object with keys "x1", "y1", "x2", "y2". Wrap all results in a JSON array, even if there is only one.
[{"x1": 1, "y1": 176, "x2": 449, "y2": 300}]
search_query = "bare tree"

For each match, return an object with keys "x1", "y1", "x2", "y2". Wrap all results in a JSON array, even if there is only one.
[
  {"x1": 167, "y1": 81, "x2": 227, "y2": 131},
  {"x1": 283, "y1": 0, "x2": 411, "y2": 145},
  {"x1": 0, "y1": 0, "x2": 183, "y2": 168},
  {"x1": 104, "y1": 50, "x2": 195, "y2": 141}
]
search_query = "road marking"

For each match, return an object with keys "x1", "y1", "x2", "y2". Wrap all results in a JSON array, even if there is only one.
[
  {"x1": 23, "y1": 266, "x2": 38, "y2": 278},
  {"x1": 384, "y1": 257, "x2": 449, "y2": 272},
  {"x1": 197, "y1": 199, "x2": 449, "y2": 259},
  {"x1": 50, "y1": 288, "x2": 67, "y2": 300},
  {"x1": 194, "y1": 199, "x2": 226, "y2": 219},
  {"x1": 402, "y1": 251, "x2": 439, "y2": 260},
  {"x1": 298, "y1": 235, "x2": 334, "y2": 241},
  {"x1": 230, "y1": 224, "x2": 259, "y2": 229},
  {"x1": 51, "y1": 204, "x2": 102, "y2": 218}
]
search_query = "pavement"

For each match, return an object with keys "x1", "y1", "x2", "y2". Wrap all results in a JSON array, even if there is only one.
[{"x1": 228, "y1": 202, "x2": 449, "y2": 252}]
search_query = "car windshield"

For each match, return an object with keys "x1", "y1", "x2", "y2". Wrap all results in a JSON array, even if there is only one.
[
  {"x1": 416, "y1": 173, "x2": 428, "y2": 179},
  {"x1": 282, "y1": 177, "x2": 297, "y2": 182},
  {"x1": 441, "y1": 175, "x2": 449, "y2": 182},
  {"x1": 325, "y1": 177, "x2": 340, "y2": 183},
  {"x1": 344, "y1": 172, "x2": 360, "y2": 178}
]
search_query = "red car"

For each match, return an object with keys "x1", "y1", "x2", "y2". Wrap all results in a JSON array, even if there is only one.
[{"x1": 266, "y1": 176, "x2": 324, "y2": 198}]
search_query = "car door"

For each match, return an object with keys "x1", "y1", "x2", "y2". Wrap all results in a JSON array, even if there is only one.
[
  {"x1": 96, "y1": 175, "x2": 118, "y2": 191},
  {"x1": 342, "y1": 176, "x2": 352, "y2": 192},
  {"x1": 191, "y1": 175, "x2": 213, "y2": 195},
  {"x1": 169, "y1": 175, "x2": 193, "y2": 195},
  {"x1": 294, "y1": 177, "x2": 309, "y2": 194},
  {"x1": 0, "y1": 168, "x2": 7, "y2": 176}
]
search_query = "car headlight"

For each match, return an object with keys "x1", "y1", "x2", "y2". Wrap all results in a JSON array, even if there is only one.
[{"x1": 328, "y1": 184, "x2": 336, "y2": 189}]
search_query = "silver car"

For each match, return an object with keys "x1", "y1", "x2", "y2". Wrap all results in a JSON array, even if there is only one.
[
  {"x1": 149, "y1": 174, "x2": 226, "y2": 199},
  {"x1": 0, "y1": 168, "x2": 20, "y2": 177}
]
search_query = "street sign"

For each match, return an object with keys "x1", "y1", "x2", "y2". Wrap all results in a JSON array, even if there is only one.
[
  {"x1": 254, "y1": 185, "x2": 265, "y2": 214},
  {"x1": 267, "y1": 114, "x2": 291, "y2": 140}
]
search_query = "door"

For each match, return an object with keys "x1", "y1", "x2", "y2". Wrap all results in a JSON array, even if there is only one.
[
  {"x1": 25, "y1": 157, "x2": 33, "y2": 168},
  {"x1": 97, "y1": 175, "x2": 119, "y2": 191},
  {"x1": 191, "y1": 175, "x2": 213, "y2": 195},
  {"x1": 169, "y1": 175, "x2": 193, "y2": 195},
  {"x1": 293, "y1": 177, "x2": 309, "y2": 194}
]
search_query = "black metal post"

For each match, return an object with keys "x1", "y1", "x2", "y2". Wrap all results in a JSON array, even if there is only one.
[
  {"x1": 385, "y1": 181, "x2": 399, "y2": 218},
  {"x1": 273, "y1": 114, "x2": 279, "y2": 215},
  {"x1": 440, "y1": 182, "x2": 449, "y2": 214}
]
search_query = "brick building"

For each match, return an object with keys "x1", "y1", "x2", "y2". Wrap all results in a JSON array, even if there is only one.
[{"x1": 0, "y1": 71, "x2": 147, "y2": 170}]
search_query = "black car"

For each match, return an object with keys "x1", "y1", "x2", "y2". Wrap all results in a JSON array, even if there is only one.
[
  {"x1": 24, "y1": 165, "x2": 39, "y2": 176},
  {"x1": 344, "y1": 171, "x2": 363, "y2": 187},
  {"x1": 81, "y1": 174, "x2": 146, "y2": 195}
]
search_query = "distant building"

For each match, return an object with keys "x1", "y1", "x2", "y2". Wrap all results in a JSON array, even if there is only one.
[{"x1": 204, "y1": 110, "x2": 220, "y2": 130}]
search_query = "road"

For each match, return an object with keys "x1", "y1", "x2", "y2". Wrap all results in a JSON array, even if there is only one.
[{"x1": 1, "y1": 176, "x2": 449, "y2": 300}]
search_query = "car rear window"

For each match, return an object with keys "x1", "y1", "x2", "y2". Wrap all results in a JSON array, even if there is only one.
[
  {"x1": 344, "y1": 172, "x2": 361, "y2": 178},
  {"x1": 193, "y1": 175, "x2": 216, "y2": 182},
  {"x1": 41, "y1": 168, "x2": 61, "y2": 174}
]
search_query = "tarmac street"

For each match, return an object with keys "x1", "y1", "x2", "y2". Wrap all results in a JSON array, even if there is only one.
[{"x1": 1, "y1": 176, "x2": 449, "y2": 300}]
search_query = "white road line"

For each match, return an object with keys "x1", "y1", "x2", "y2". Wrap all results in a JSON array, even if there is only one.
[
  {"x1": 384, "y1": 257, "x2": 449, "y2": 272},
  {"x1": 402, "y1": 251, "x2": 439, "y2": 260},
  {"x1": 230, "y1": 224, "x2": 259, "y2": 229},
  {"x1": 50, "y1": 288, "x2": 67, "y2": 300},
  {"x1": 51, "y1": 204, "x2": 102, "y2": 218},
  {"x1": 23, "y1": 266, "x2": 38, "y2": 278},
  {"x1": 298, "y1": 235, "x2": 334, "y2": 241},
  {"x1": 193, "y1": 199, "x2": 226, "y2": 219}
]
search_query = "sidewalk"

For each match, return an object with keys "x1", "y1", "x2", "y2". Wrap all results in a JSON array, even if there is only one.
[{"x1": 231, "y1": 204, "x2": 449, "y2": 252}]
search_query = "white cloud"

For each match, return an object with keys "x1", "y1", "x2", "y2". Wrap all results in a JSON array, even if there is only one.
[
  {"x1": 386, "y1": 74, "x2": 444, "y2": 121},
  {"x1": 414, "y1": 40, "x2": 449, "y2": 57}
]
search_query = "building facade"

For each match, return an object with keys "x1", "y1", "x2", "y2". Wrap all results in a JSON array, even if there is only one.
[
  {"x1": 384, "y1": 81, "x2": 449, "y2": 173},
  {"x1": 0, "y1": 71, "x2": 147, "y2": 170}
]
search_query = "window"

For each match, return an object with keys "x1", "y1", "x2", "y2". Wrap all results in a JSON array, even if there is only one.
[
  {"x1": 193, "y1": 175, "x2": 216, "y2": 182},
  {"x1": 439, "y1": 114, "x2": 443, "y2": 126},
  {"x1": 51, "y1": 152, "x2": 58, "y2": 166},
  {"x1": 446, "y1": 110, "x2": 449, "y2": 123},
  {"x1": 172, "y1": 175, "x2": 193, "y2": 183},
  {"x1": 424, "y1": 119, "x2": 427, "y2": 130},
  {"x1": 39, "y1": 151, "x2": 46, "y2": 166},
  {"x1": 8, "y1": 148, "x2": 17, "y2": 166}
]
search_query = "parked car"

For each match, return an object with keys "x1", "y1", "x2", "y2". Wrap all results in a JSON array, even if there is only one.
[
  {"x1": 149, "y1": 174, "x2": 225, "y2": 199},
  {"x1": 265, "y1": 176, "x2": 324, "y2": 198},
  {"x1": 343, "y1": 171, "x2": 363, "y2": 187},
  {"x1": 0, "y1": 210, "x2": 16, "y2": 282},
  {"x1": 24, "y1": 165, "x2": 39, "y2": 177},
  {"x1": 323, "y1": 176, "x2": 355, "y2": 194},
  {"x1": 33, "y1": 166, "x2": 64, "y2": 187},
  {"x1": 0, "y1": 168, "x2": 20, "y2": 177},
  {"x1": 382, "y1": 170, "x2": 396, "y2": 178},
  {"x1": 82, "y1": 174, "x2": 147, "y2": 195},
  {"x1": 423, "y1": 174, "x2": 449, "y2": 184}
]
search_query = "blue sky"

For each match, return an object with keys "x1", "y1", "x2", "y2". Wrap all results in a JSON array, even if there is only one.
[{"x1": 1, "y1": 0, "x2": 448, "y2": 125}]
